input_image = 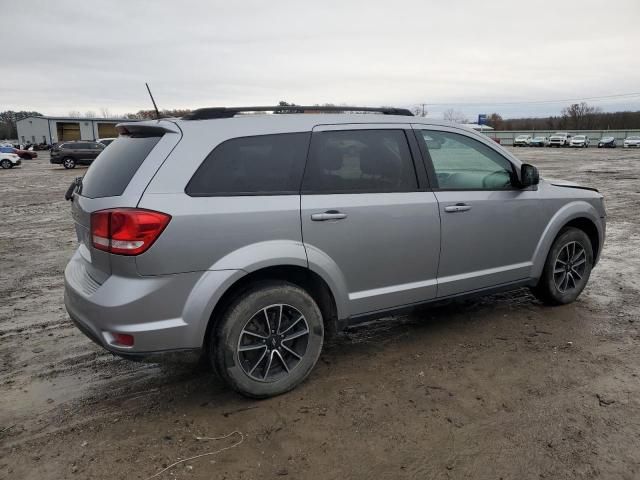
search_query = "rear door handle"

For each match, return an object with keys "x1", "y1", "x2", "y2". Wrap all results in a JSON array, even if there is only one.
[
  {"x1": 311, "y1": 210, "x2": 347, "y2": 221},
  {"x1": 444, "y1": 203, "x2": 472, "y2": 213}
]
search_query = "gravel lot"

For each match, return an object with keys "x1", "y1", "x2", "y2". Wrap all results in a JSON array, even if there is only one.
[{"x1": 1, "y1": 147, "x2": 639, "y2": 479}]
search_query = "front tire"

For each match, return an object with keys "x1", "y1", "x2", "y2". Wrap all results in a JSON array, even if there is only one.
[
  {"x1": 62, "y1": 157, "x2": 76, "y2": 169},
  {"x1": 531, "y1": 227, "x2": 593, "y2": 305},
  {"x1": 212, "y1": 281, "x2": 324, "y2": 398},
  {"x1": 0, "y1": 159, "x2": 12, "y2": 169}
]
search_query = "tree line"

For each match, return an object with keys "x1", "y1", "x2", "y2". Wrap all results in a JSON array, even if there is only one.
[
  {"x1": 3, "y1": 101, "x2": 640, "y2": 140},
  {"x1": 484, "y1": 103, "x2": 640, "y2": 131},
  {"x1": 0, "y1": 110, "x2": 43, "y2": 139}
]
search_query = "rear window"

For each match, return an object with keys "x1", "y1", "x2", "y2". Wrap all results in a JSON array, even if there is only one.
[
  {"x1": 186, "y1": 132, "x2": 310, "y2": 196},
  {"x1": 80, "y1": 135, "x2": 161, "y2": 198}
]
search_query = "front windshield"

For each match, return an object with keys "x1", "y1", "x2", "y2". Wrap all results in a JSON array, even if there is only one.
[
  {"x1": 574, "y1": 136, "x2": 585, "y2": 140},
  {"x1": 628, "y1": 136, "x2": 640, "y2": 140}
]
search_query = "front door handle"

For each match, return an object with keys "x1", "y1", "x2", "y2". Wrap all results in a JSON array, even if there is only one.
[
  {"x1": 444, "y1": 203, "x2": 472, "y2": 213},
  {"x1": 311, "y1": 210, "x2": 347, "y2": 221}
]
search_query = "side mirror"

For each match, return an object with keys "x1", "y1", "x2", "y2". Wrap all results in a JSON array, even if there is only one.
[{"x1": 520, "y1": 164, "x2": 539, "y2": 187}]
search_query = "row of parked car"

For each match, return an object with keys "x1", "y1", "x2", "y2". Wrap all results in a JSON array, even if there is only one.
[
  {"x1": 0, "y1": 138, "x2": 116, "y2": 169},
  {"x1": 0, "y1": 142, "x2": 39, "y2": 169},
  {"x1": 512, "y1": 133, "x2": 640, "y2": 148}
]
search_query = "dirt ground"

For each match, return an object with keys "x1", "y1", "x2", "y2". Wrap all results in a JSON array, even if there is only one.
[{"x1": 1, "y1": 146, "x2": 639, "y2": 480}]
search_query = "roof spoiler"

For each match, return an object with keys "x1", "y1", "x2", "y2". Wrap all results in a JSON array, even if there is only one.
[
  {"x1": 116, "y1": 122, "x2": 180, "y2": 136},
  {"x1": 182, "y1": 105, "x2": 414, "y2": 120}
]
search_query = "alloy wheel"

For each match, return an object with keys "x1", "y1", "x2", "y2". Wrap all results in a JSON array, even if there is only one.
[
  {"x1": 237, "y1": 304, "x2": 310, "y2": 382},
  {"x1": 553, "y1": 241, "x2": 587, "y2": 293}
]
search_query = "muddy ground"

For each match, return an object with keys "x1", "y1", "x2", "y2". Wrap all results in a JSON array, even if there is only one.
[{"x1": 1, "y1": 147, "x2": 639, "y2": 480}]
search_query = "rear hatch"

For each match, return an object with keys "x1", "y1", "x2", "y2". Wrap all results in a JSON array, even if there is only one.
[{"x1": 69, "y1": 121, "x2": 182, "y2": 283}]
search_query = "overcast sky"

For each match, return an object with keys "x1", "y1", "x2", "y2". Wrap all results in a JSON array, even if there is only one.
[{"x1": 1, "y1": 0, "x2": 639, "y2": 119}]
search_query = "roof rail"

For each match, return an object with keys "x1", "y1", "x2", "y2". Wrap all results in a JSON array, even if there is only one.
[{"x1": 182, "y1": 105, "x2": 414, "y2": 120}]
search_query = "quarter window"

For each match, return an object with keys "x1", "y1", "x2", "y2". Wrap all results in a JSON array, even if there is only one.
[
  {"x1": 420, "y1": 130, "x2": 515, "y2": 190},
  {"x1": 302, "y1": 129, "x2": 417, "y2": 193},
  {"x1": 186, "y1": 133, "x2": 310, "y2": 196}
]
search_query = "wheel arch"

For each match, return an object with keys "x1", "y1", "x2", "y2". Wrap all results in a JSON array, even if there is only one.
[
  {"x1": 202, "y1": 265, "x2": 341, "y2": 353},
  {"x1": 531, "y1": 202, "x2": 604, "y2": 279}
]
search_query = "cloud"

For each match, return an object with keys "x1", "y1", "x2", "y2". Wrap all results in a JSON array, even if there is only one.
[{"x1": 1, "y1": 0, "x2": 639, "y2": 117}]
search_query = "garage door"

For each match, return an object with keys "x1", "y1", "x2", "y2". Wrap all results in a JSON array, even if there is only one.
[
  {"x1": 57, "y1": 122, "x2": 81, "y2": 141},
  {"x1": 97, "y1": 123, "x2": 118, "y2": 138}
]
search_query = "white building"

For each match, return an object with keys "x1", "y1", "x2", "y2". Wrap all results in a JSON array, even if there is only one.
[{"x1": 16, "y1": 116, "x2": 131, "y2": 145}]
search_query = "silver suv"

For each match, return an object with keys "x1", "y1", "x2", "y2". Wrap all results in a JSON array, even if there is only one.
[{"x1": 64, "y1": 106, "x2": 606, "y2": 398}]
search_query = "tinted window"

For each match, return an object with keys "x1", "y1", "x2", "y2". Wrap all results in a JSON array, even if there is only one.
[
  {"x1": 302, "y1": 129, "x2": 417, "y2": 193},
  {"x1": 420, "y1": 130, "x2": 514, "y2": 190},
  {"x1": 186, "y1": 133, "x2": 310, "y2": 196},
  {"x1": 69, "y1": 143, "x2": 90, "y2": 149},
  {"x1": 81, "y1": 135, "x2": 161, "y2": 198}
]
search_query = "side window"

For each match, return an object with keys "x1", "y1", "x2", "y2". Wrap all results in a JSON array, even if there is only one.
[
  {"x1": 302, "y1": 129, "x2": 417, "y2": 193},
  {"x1": 186, "y1": 132, "x2": 310, "y2": 196},
  {"x1": 420, "y1": 130, "x2": 515, "y2": 190}
]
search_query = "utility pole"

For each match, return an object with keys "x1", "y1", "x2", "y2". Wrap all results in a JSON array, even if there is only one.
[{"x1": 421, "y1": 103, "x2": 426, "y2": 117}]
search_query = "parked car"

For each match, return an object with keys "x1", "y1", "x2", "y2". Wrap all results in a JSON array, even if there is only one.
[
  {"x1": 50, "y1": 141, "x2": 105, "y2": 169},
  {"x1": 623, "y1": 136, "x2": 640, "y2": 148},
  {"x1": 598, "y1": 136, "x2": 616, "y2": 148},
  {"x1": 63, "y1": 106, "x2": 606, "y2": 398},
  {"x1": 0, "y1": 146, "x2": 36, "y2": 158},
  {"x1": 548, "y1": 132, "x2": 572, "y2": 147},
  {"x1": 0, "y1": 152, "x2": 21, "y2": 169},
  {"x1": 513, "y1": 134, "x2": 532, "y2": 147},
  {"x1": 97, "y1": 137, "x2": 116, "y2": 147},
  {"x1": 530, "y1": 136, "x2": 549, "y2": 147},
  {"x1": 570, "y1": 135, "x2": 590, "y2": 148}
]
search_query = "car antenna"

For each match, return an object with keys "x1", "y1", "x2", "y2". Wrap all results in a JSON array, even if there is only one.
[{"x1": 145, "y1": 82, "x2": 161, "y2": 119}]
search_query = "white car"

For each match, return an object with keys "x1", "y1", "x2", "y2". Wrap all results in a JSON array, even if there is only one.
[
  {"x1": 0, "y1": 152, "x2": 21, "y2": 169},
  {"x1": 549, "y1": 132, "x2": 572, "y2": 147},
  {"x1": 513, "y1": 134, "x2": 532, "y2": 147},
  {"x1": 623, "y1": 136, "x2": 640, "y2": 148},
  {"x1": 570, "y1": 135, "x2": 590, "y2": 148}
]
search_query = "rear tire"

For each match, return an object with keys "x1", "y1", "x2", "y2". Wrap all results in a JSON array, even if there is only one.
[
  {"x1": 62, "y1": 157, "x2": 76, "y2": 169},
  {"x1": 531, "y1": 227, "x2": 593, "y2": 305},
  {"x1": 212, "y1": 281, "x2": 324, "y2": 398},
  {"x1": 0, "y1": 159, "x2": 12, "y2": 169}
]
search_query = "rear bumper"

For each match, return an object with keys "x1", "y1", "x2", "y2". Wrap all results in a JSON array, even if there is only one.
[{"x1": 64, "y1": 250, "x2": 240, "y2": 359}]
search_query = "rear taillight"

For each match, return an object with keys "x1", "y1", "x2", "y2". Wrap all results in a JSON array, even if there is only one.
[{"x1": 91, "y1": 208, "x2": 171, "y2": 256}]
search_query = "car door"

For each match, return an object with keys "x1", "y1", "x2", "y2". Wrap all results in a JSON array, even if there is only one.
[
  {"x1": 301, "y1": 124, "x2": 440, "y2": 317},
  {"x1": 73, "y1": 143, "x2": 90, "y2": 161},
  {"x1": 413, "y1": 125, "x2": 546, "y2": 297}
]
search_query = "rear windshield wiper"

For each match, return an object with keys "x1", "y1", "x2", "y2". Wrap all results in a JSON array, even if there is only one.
[{"x1": 65, "y1": 176, "x2": 83, "y2": 201}]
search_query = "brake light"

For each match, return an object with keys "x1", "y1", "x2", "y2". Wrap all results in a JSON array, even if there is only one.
[{"x1": 91, "y1": 208, "x2": 171, "y2": 256}]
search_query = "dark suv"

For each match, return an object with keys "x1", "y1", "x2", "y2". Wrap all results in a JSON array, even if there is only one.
[{"x1": 50, "y1": 141, "x2": 105, "y2": 169}]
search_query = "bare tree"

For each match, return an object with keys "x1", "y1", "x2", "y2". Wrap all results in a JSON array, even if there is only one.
[
  {"x1": 443, "y1": 108, "x2": 467, "y2": 124},
  {"x1": 68, "y1": 111, "x2": 81, "y2": 118},
  {"x1": 84, "y1": 111, "x2": 96, "y2": 118},
  {"x1": 412, "y1": 104, "x2": 428, "y2": 117},
  {"x1": 100, "y1": 107, "x2": 111, "y2": 118},
  {"x1": 561, "y1": 102, "x2": 601, "y2": 130},
  {"x1": 486, "y1": 112, "x2": 503, "y2": 129}
]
